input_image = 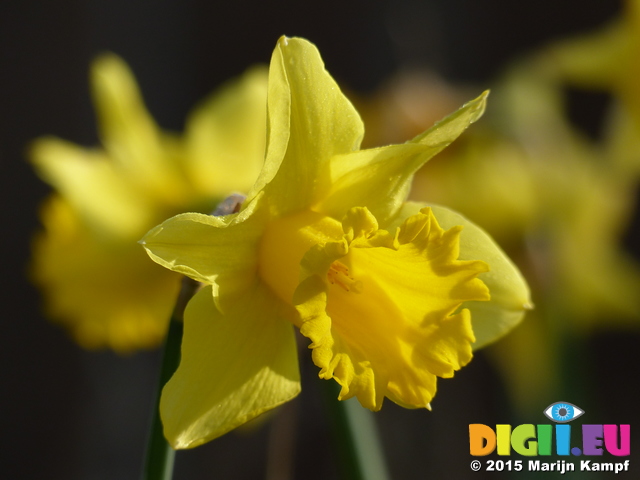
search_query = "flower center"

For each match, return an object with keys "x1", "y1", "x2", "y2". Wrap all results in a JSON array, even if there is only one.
[
  {"x1": 293, "y1": 206, "x2": 492, "y2": 410},
  {"x1": 327, "y1": 261, "x2": 362, "y2": 293},
  {"x1": 259, "y1": 209, "x2": 344, "y2": 314}
]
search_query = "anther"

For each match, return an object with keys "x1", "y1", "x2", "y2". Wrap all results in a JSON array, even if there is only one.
[{"x1": 327, "y1": 261, "x2": 363, "y2": 293}]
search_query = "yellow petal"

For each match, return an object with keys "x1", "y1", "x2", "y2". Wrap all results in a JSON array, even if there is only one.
[
  {"x1": 91, "y1": 53, "x2": 184, "y2": 202},
  {"x1": 141, "y1": 205, "x2": 265, "y2": 308},
  {"x1": 290, "y1": 207, "x2": 489, "y2": 410},
  {"x1": 318, "y1": 91, "x2": 488, "y2": 225},
  {"x1": 30, "y1": 137, "x2": 154, "y2": 238},
  {"x1": 393, "y1": 202, "x2": 532, "y2": 349},
  {"x1": 185, "y1": 66, "x2": 268, "y2": 198},
  {"x1": 247, "y1": 36, "x2": 365, "y2": 215},
  {"x1": 31, "y1": 196, "x2": 179, "y2": 352},
  {"x1": 161, "y1": 284, "x2": 300, "y2": 448}
]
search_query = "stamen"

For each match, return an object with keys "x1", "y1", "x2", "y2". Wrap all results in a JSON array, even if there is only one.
[{"x1": 327, "y1": 260, "x2": 363, "y2": 293}]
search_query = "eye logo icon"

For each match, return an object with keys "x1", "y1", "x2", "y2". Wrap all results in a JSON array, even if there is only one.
[{"x1": 543, "y1": 402, "x2": 584, "y2": 423}]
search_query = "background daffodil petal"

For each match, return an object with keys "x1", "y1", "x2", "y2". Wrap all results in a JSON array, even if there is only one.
[
  {"x1": 160, "y1": 285, "x2": 300, "y2": 449},
  {"x1": 247, "y1": 36, "x2": 365, "y2": 214},
  {"x1": 91, "y1": 54, "x2": 179, "y2": 198},
  {"x1": 31, "y1": 196, "x2": 179, "y2": 352},
  {"x1": 318, "y1": 92, "x2": 488, "y2": 225},
  {"x1": 30, "y1": 137, "x2": 154, "y2": 238},
  {"x1": 392, "y1": 202, "x2": 532, "y2": 348},
  {"x1": 185, "y1": 66, "x2": 268, "y2": 199}
]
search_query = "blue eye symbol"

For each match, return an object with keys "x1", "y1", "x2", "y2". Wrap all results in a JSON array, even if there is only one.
[{"x1": 544, "y1": 402, "x2": 584, "y2": 423}]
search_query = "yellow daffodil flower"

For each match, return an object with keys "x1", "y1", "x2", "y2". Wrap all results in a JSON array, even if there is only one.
[
  {"x1": 498, "y1": 67, "x2": 640, "y2": 325},
  {"x1": 30, "y1": 54, "x2": 267, "y2": 352},
  {"x1": 141, "y1": 37, "x2": 531, "y2": 449}
]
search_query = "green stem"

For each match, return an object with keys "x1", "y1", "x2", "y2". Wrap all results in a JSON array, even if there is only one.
[
  {"x1": 321, "y1": 381, "x2": 390, "y2": 480},
  {"x1": 142, "y1": 277, "x2": 199, "y2": 480}
]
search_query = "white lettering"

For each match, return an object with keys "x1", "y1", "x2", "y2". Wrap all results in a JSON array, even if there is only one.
[
  {"x1": 581, "y1": 460, "x2": 630, "y2": 473},
  {"x1": 528, "y1": 460, "x2": 574, "y2": 474}
]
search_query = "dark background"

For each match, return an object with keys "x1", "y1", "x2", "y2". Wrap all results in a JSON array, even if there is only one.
[{"x1": 1, "y1": 1, "x2": 635, "y2": 479}]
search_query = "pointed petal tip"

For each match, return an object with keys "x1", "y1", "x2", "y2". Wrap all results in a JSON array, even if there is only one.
[
  {"x1": 468, "y1": 90, "x2": 490, "y2": 122},
  {"x1": 90, "y1": 52, "x2": 130, "y2": 84},
  {"x1": 140, "y1": 223, "x2": 164, "y2": 244},
  {"x1": 277, "y1": 35, "x2": 316, "y2": 50},
  {"x1": 91, "y1": 51, "x2": 122, "y2": 68},
  {"x1": 277, "y1": 35, "x2": 291, "y2": 47}
]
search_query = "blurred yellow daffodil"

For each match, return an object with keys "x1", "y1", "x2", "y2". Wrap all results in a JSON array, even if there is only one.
[
  {"x1": 141, "y1": 37, "x2": 531, "y2": 448},
  {"x1": 30, "y1": 54, "x2": 268, "y2": 352},
  {"x1": 545, "y1": 0, "x2": 639, "y2": 116},
  {"x1": 544, "y1": 0, "x2": 640, "y2": 177},
  {"x1": 497, "y1": 67, "x2": 640, "y2": 325}
]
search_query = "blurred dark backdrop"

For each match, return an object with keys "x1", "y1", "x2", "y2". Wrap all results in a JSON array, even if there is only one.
[{"x1": 1, "y1": 1, "x2": 634, "y2": 479}]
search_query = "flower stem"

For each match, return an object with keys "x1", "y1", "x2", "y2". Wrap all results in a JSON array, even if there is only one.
[
  {"x1": 322, "y1": 381, "x2": 390, "y2": 480},
  {"x1": 142, "y1": 277, "x2": 199, "y2": 480}
]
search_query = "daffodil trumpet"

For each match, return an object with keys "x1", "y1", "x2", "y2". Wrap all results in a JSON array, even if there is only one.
[{"x1": 141, "y1": 36, "x2": 531, "y2": 449}]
